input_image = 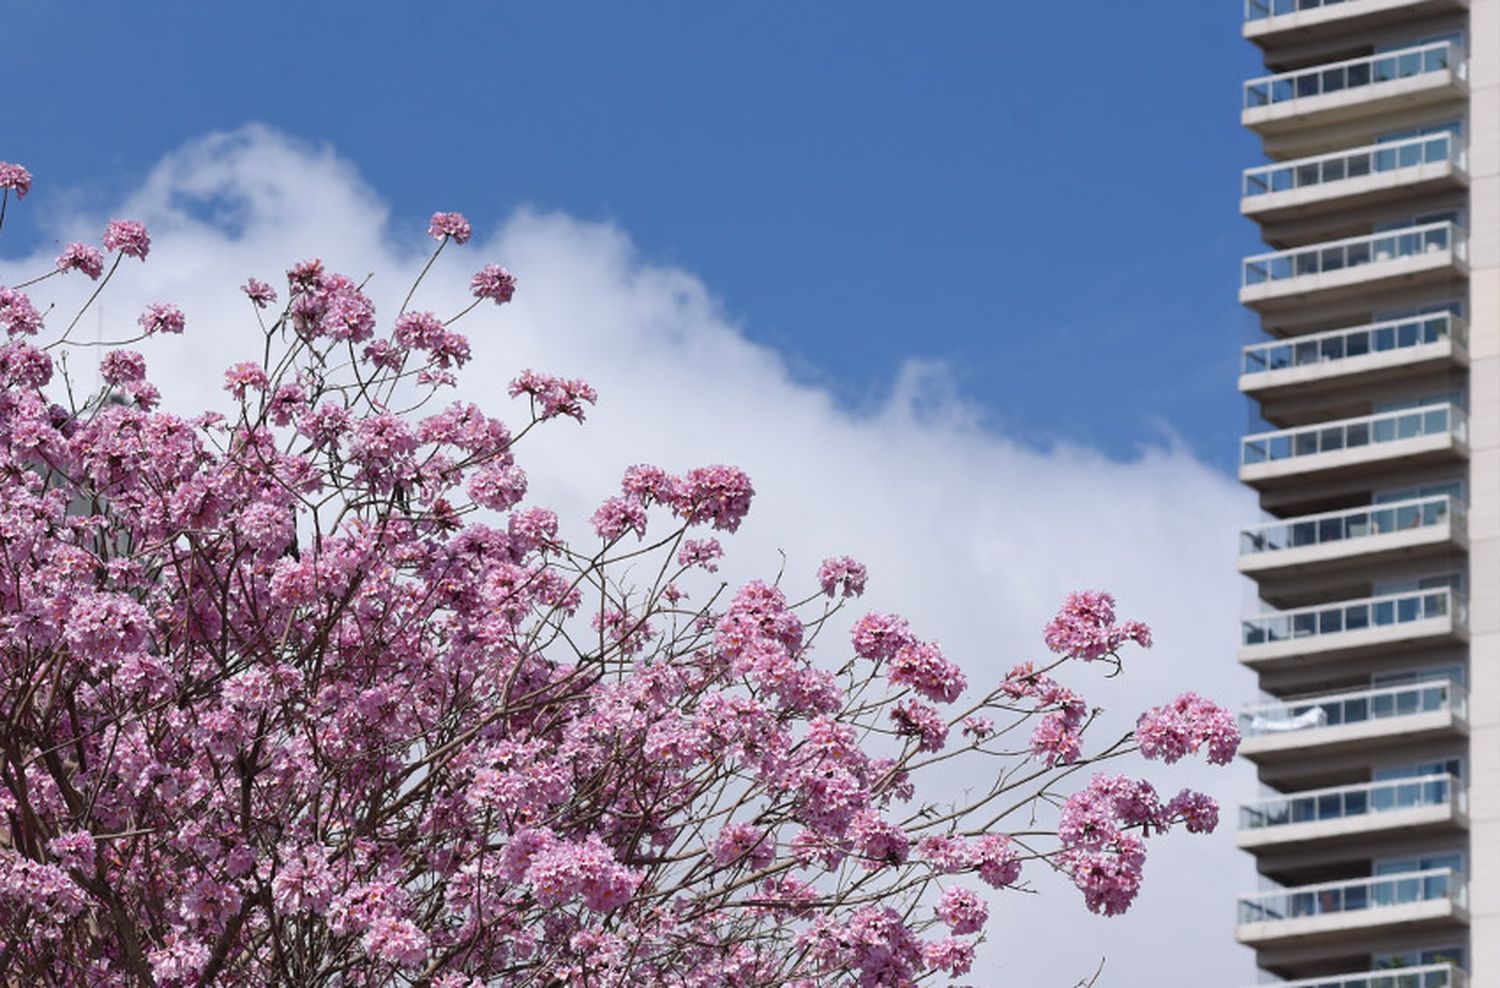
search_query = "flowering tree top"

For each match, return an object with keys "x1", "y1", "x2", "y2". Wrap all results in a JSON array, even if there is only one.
[{"x1": 0, "y1": 163, "x2": 1237, "y2": 986}]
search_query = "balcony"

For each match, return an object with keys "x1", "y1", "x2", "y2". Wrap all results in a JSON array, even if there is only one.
[
  {"x1": 1245, "y1": 0, "x2": 1472, "y2": 45},
  {"x1": 1240, "y1": 313, "x2": 1467, "y2": 399},
  {"x1": 1241, "y1": 223, "x2": 1467, "y2": 312},
  {"x1": 1239, "y1": 588, "x2": 1467, "y2": 667},
  {"x1": 1238, "y1": 774, "x2": 1466, "y2": 850},
  {"x1": 1238, "y1": 964, "x2": 1469, "y2": 988},
  {"x1": 1243, "y1": 42, "x2": 1466, "y2": 137},
  {"x1": 1236, "y1": 868, "x2": 1467, "y2": 949},
  {"x1": 1240, "y1": 405, "x2": 1467, "y2": 488},
  {"x1": 1242, "y1": 134, "x2": 1466, "y2": 222},
  {"x1": 1239, "y1": 679, "x2": 1466, "y2": 757},
  {"x1": 1239, "y1": 495, "x2": 1466, "y2": 577}
]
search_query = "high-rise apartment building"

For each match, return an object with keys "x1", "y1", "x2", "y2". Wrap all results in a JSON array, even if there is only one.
[{"x1": 1233, "y1": 1, "x2": 1498, "y2": 985}]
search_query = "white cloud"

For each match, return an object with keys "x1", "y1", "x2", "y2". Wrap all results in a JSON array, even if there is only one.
[{"x1": 11, "y1": 126, "x2": 1261, "y2": 985}]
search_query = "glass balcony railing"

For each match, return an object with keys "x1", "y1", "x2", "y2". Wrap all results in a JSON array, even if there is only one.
[
  {"x1": 1240, "y1": 495, "x2": 1464, "y2": 558},
  {"x1": 1240, "y1": 773, "x2": 1462, "y2": 830},
  {"x1": 1241, "y1": 404, "x2": 1466, "y2": 468},
  {"x1": 1243, "y1": 222, "x2": 1465, "y2": 289},
  {"x1": 1237, "y1": 868, "x2": 1464, "y2": 926},
  {"x1": 1240, "y1": 679, "x2": 1464, "y2": 737},
  {"x1": 1241, "y1": 588, "x2": 1466, "y2": 649},
  {"x1": 1244, "y1": 133, "x2": 1462, "y2": 200},
  {"x1": 1241, "y1": 313, "x2": 1465, "y2": 378},
  {"x1": 1250, "y1": 964, "x2": 1469, "y2": 988},
  {"x1": 1244, "y1": 41, "x2": 1462, "y2": 109},
  {"x1": 1246, "y1": 0, "x2": 1363, "y2": 21}
]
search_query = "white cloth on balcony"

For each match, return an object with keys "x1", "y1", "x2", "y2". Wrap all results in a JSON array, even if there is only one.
[{"x1": 1252, "y1": 706, "x2": 1329, "y2": 733}]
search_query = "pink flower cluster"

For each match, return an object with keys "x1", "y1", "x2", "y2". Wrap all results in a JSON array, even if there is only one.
[
  {"x1": 138, "y1": 302, "x2": 185, "y2": 336},
  {"x1": 817, "y1": 555, "x2": 868, "y2": 598},
  {"x1": 915, "y1": 833, "x2": 1021, "y2": 888},
  {"x1": 0, "y1": 287, "x2": 43, "y2": 337},
  {"x1": 391, "y1": 311, "x2": 470, "y2": 369},
  {"x1": 1136, "y1": 692, "x2": 1241, "y2": 765},
  {"x1": 934, "y1": 886, "x2": 988, "y2": 934},
  {"x1": 223, "y1": 361, "x2": 269, "y2": 399},
  {"x1": 890, "y1": 698, "x2": 947, "y2": 751},
  {"x1": 0, "y1": 161, "x2": 32, "y2": 198},
  {"x1": 502, "y1": 830, "x2": 643, "y2": 912},
  {"x1": 799, "y1": 907, "x2": 926, "y2": 986},
  {"x1": 102, "y1": 218, "x2": 150, "y2": 259},
  {"x1": 674, "y1": 464, "x2": 755, "y2": 533},
  {"x1": 1056, "y1": 773, "x2": 1220, "y2": 915},
  {"x1": 508, "y1": 368, "x2": 597, "y2": 422},
  {"x1": 587, "y1": 462, "x2": 758, "y2": 545},
  {"x1": 713, "y1": 580, "x2": 839, "y2": 717},
  {"x1": 889, "y1": 639, "x2": 965, "y2": 704},
  {"x1": 285, "y1": 261, "x2": 377, "y2": 343},
  {"x1": 1043, "y1": 589, "x2": 1152, "y2": 661},
  {"x1": 428, "y1": 210, "x2": 472, "y2": 244},
  {"x1": 714, "y1": 823, "x2": 774, "y2": 870},
  {"x1": 240, "y1": 277, "x2": 278, "y2": 308},
  {"x1": 468, "y1": 462, "x2": 528, "y2": 511},
  {"x1": 470, "y1": 263, "x2": 517, "y2": 303},
  {"x1": 850, "y1": 611, "x2": 914, "y2": 661},
  {"x1": 677, "y1": 537, "x2": 723, "y2": 571},
  {"x1": 101, "y1": 350, "x2": 147, "y2": 386},
  {"x1": 999, "y1": 661, "x2": 1090, "y2": 767},
  {"x1": 849, "y1": 809, "x2": 910, "y2": 868},
  {"x1": 56, "y1": 242, "x2": 104, "y2": 279}
]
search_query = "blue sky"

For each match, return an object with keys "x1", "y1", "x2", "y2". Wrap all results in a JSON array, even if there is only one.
[
  {"x1": 2, "y1": 7, "x2": 1266, "y2": 980},
  {"x1": 6, "y1": 1, "x2": 1267, "y2": 470}
]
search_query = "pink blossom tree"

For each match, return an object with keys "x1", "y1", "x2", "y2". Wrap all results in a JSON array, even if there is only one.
[{"x1": 0, "y1": 162, "x2": 1238, "y2": 986}]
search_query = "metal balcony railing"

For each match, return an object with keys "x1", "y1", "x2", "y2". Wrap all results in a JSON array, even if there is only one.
[
  {"x1": 1242, "y1": 222, "x2": 1464, "y2": 289},
  {"x1": 1246, "y1": 0, "x2": 1365, "y2": 21},
  {"x1": 1239, "y1": 495, "x2": 1464, "y2": 558},
  {"x1": 1240, "y1": 773, "x2": 1463, "y2": 830},
  {"x1": 1241, "y1": 313, "x2": 1464, "y2": 378},
  {"x1": 1244, "y1": 133, "x2": 1462, "y2": 200},
  {"x1": 1241, "y1": 404, "x2": 1466, "y2": 467},
  {"x1": 1243, "y1": 963, "x2": 1468, "y2": 988},
  {"x1": 1244, "y1": 41, "x2": 1462, "y2": 109},
  {"x1": 1237, "y1": 868, "x2": 1465, "y2": 925},
  {"x1": 1240, "y1": 679, "x2": 1465, "y2": 736},
  {"x1": 1241, "y1": 588, "x2": 1466, "y2": 649}
]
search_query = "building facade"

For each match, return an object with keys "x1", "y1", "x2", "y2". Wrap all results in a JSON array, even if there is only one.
[{"x1": 1234, "y1": 1, "x2": 1499, "y2": 985}]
